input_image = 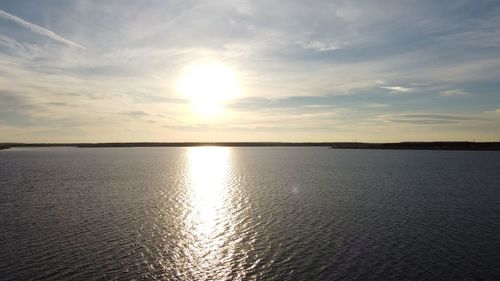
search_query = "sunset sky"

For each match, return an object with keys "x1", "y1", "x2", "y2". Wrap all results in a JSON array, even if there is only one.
[{"x1": 1, "y1": 0, "x2": 499, "y2": 142}]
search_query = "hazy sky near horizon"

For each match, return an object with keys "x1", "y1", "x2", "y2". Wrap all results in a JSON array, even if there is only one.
[{"x1": 1, "y1": 0, "x2": 500, "y2": 142}]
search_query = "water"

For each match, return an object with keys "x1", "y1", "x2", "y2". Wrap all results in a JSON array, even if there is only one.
[{"x1": 0, "y1": 147, "x2": 499, "y2": 280}]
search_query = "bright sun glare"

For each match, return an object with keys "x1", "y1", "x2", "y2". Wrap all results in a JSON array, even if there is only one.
[{"x1": 178, "y1": 62, "x2": 240, "y2": 117}]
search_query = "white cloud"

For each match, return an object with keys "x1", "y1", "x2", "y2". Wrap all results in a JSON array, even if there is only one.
[
  {"x1": 380, "y1": 86, "x2": 412, "y2": 93},
  {"x1": 0, "y1": 9, "x2": 85, "y2": 49}
]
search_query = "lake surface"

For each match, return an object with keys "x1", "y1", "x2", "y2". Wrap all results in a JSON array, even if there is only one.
[{"x1": 1, "y1": 147, "x2": 499, "y2": 280}]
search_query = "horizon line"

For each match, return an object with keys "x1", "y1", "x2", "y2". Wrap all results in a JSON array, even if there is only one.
[{"x1": 2, "y1": 141, "x2": 500, "y2": 151}]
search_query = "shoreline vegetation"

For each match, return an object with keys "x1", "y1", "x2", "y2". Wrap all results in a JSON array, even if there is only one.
[{"x1": 0, "y1": 142, "x2": 500, "y2": 151}]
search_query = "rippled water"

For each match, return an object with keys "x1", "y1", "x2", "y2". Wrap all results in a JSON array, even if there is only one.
[{"x1": 1, "y1": 147, "x2": 499, "y2": 280}]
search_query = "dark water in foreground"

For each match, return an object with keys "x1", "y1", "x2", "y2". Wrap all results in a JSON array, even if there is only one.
[{"x1": 0, "y1": 147, "x2": 499, "y2": 280}]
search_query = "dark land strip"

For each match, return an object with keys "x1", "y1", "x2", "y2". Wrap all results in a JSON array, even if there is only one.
[
  {"x1": 1, "y1": 142, "x2": 500, "y2": 151},
  {"x1": 329, "y1": 142, "x2": 500, "y2": 151}
]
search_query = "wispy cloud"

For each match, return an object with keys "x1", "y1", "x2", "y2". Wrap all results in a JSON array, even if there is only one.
[
  {"x1": 0, "y1": 9, "x2": 85, "y2": 49},
  {"x1": 439, "y1": 89, "x2": 467, "y2": 97},
  {"x1": 300, "y1": 40, "x2": 341, "y2": 52},
  {"x1": 367, "y1": 103, "x2": 389, "y2": 108},
  {"x1": 378, "y1": 113, "x2": 487, "y2": 125},
  {"x1": 1, "y1": 1, "x2": 500, "y2": 142},
  {"x1": 380, "y1": 86, "x2": 412, "y2": 93}
]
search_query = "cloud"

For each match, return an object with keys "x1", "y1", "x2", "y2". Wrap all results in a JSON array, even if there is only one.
[
  {"x1": 1, "y1": 1, "x2": 500, "y2": 142},
  {"x1": 484, "y1": 108, "x2": 500, "y2": 115},
  {"x1": 0, "y1": 9, "x2": 85, "y2": 49},
  {"x1": 0, "y1": 34, "x2": 43, "y2": 60},
  {"x1": 378, "y1": 113, "x2": 487, "y2": 125},
  {"x1": 439, "y1": 89, "x2": 467, "y2": 97},
  {"x1": 380, "y1": 86, "x2": 412, "y2": 93},
  {"x1": 120, "y1": 110, "x2": 151, "y2": 117},
  {"x1": 367, "y1": 103, "x2": 389, "y2": 108},
  {"x1": 45, "y1": 102, "x2": 70, "y2": 107},
  {"x1": 300, "y1": 40, "x2": 340, "y2": 52}
]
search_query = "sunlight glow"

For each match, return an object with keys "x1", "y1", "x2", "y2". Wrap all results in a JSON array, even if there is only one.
[{"x1": 178, "y1": 62, "x2": 240, "y2": 117}]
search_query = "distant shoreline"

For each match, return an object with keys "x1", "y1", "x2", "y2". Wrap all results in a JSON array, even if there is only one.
[
  {"x1": 329, "y1": 142, "x2": 500, "y2": 151},
  {"x1": 1, "y1": 142, "x2": 500, "y2": 151}
]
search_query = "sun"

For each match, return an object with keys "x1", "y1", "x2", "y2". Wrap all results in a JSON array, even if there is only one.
[{"x1": 178, "y1": 62, "x2": 240, "y2": 117}]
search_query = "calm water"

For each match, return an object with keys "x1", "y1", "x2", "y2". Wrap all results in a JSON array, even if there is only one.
[{"x1": 0, "y1": 147, "x2": 499, "y2": 280}]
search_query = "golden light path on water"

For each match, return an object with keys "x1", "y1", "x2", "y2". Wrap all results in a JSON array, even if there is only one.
[{"x1": 183, "y1": 147, "x2": 240, "y2": 280}]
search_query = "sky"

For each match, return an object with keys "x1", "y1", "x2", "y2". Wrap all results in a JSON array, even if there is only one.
[{"x1": 1, "y1": 0, "x2": 500, "y2": 143}]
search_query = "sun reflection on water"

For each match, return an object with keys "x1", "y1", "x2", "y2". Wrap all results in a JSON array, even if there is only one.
[{"x1": 184, "y1": 146, "x2": 235, "y2": 280}]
